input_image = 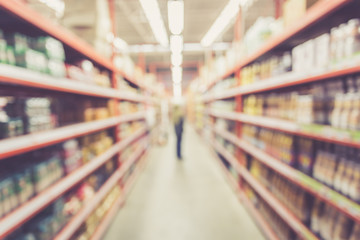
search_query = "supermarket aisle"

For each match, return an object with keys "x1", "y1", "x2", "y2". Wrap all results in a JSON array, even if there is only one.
[{"x1": 104, "y1": 124, "x2": 264, "y2": 240}]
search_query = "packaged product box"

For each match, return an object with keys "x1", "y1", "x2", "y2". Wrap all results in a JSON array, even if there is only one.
[
  {"x1": 0, "y1": 177, "x2": 18, "y2": 216},
  {"x1": 0, "y1": 38, "x2": 7, "y2": 64},
  {"x1": 303, "y1": 39, "x2": 315, "y2": 72},
  {"x1": 33, "y1": 37, "x2": 65, "y2": 61},
  {"x1": 48, "y1": 59, "x2": 66, "y2": 78},
  {"x1": 283, "y1": 0, "x2": 318, "y2": 28},
  {"x1": 292, "y1": 44, "x2": 305, "y2": 73},
  {"x1": 315, "y1": 33, "x2": 330, "y2": 69},
  {"x1": 32, "y1": 161, "x2": 49, "y2": 193},
  {"x1": 14, "y1": 169, "x2": 34, "y2": 205}
]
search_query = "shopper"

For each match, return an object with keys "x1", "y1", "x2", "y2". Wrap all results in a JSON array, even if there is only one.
[{"x1": 173, "y1": 103, "x2": 185, "y2": 159}]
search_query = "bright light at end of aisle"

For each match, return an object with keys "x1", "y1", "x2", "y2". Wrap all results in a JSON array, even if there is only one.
[
  {"x1": 139, "y1": 0, "x2": 169, "y2": 47},
  {"x1": 172, "y1": 66, "x2": 183, "y2": 84},
  {"x1": 171, "y1": 52, "x2": 183, "y2": 66},
  {"x1": 173, "y1": 84, "x2": 182, "y2": 97},
  {"x1": 170, "y1": 35, "x2": 184, "y2": 53},
  {"x1": 201, "y1": 0, "x2": 251, "y2": 47},
  {"x1": 168, "y1": 0, "x2": 184, "y2": 35}
]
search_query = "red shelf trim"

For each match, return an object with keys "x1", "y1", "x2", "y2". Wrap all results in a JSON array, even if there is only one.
[
  {"x1": 211, "y1": 140, "x2": 318, "y2": 240},
  {"x1": 204, "y1": 0, "x2": 351, "y2": 92},
  {"x1": 54, "y1": 139, "x2": 147, "y2": 240},
  {"x1": 0, "y1": 0, "x2": 114, "y2": 70},
  {"x1": 0, "y1": 117, "x2": 120, "y2": 160},
  {"x1": 213, "y1": 127, "x2": 360, "y2": 223}
]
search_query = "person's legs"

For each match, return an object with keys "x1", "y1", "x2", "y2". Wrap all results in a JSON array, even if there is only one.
[{"x1": 176, "y1": 132, "x2": 182, "y2": 159}]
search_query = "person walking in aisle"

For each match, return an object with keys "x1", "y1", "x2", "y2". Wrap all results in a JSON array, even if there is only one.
[{"x1": 173, "y1": 103, "x2": 185, "y2": 160}]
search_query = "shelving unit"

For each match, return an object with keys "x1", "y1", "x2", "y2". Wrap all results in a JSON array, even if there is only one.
[
  {"x1": 207, "y1": 141, "x2": 279, "y2": 240},
  {"x1": 194, "y1": 0, "x2": 360, "y2": 239},
  {"x1": 0, "y1": 1, "x2": 157, "y2": 239},
  {"x1": 54, "y1": 138, "x2": 148, "y2": 240}
]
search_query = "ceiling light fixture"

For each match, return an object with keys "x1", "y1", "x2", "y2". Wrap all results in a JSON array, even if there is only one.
[
  {"x1": 171, "y1": 52, "x2": 183, "y2": 66},
  {"x1": 170, "y1": 35, "x2": 183, "y2": 53},
  {"x1": 201, "y1": 0, "x2": 248, "y2": 47},
  {"x1": 168, "y1": 0, "x2": 184, "y2": 35},
  {"x1": 139, "y1": 0, "x2": 169, "y2": 47}
]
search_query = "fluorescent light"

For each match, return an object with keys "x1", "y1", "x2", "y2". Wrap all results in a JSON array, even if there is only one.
[
  {"x1": 170, "y1": 35, "x2": 183, "y2": 53},
  {"x1": 172, "y1": 66, "x2": 182, "y2": 84},
  {"x1": 168, "y1": 0, "x2": 184, "y2": 35},
  {"x1": 125, "y1": 42, "x2": 231, "y2": 53},
  {"x1": 139, "y1": 0, "x2": 169, "y2": 47},
  {"x1": 201, "y1": 0, "x2": 242, "y2": 47},
  {"x1": 171, "y1": 53, "x2": 183, "y2": 66}
]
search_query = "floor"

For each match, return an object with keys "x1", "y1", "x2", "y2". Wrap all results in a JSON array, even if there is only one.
[{"x1": 104, "y1": 124, "x2": 265, "y2": 240}]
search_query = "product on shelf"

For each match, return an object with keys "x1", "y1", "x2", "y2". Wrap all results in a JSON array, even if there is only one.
[
  {"x1": 0, "y1": 94, "x2": 116, "y2": 140},
  {"x1": 118, "y1": 101, "x2": 144, "y2": 114},
  {"x1": 249, "y1": 158, "x2": 311, "y2": 223},
  {"x1": 210, "y1": 100, "x2": 236, "y2": 112},
  {"x1": 71, "y1": 185, "x2": 122, "y2": 240},
  {"x1": 311, "y1": 198, "x2": 356, "y2": 240},
  {"x1": 243, "y1": 183, "x2": 297, "y2": 240},
  {"x1": 118, "y1": 120, "x2": 144, "y2": 140},
  {"x1": 242, "y1": 74, "x2": 360, "y2": 130},
  {"x1": 242, "y1": 123, "x2": 360, "y2": 202},
  {"x1": 0, "y1": 30, "x2": 66, "y2": 77},
  {"x1": 209, "y1": 77, "x2": 238, "y2": 94},
  {"x1": 5, "y1": 157, "x2": 118, "y2": 240},
  {"x1": 0, "y1": 129, "x2": 114, "y2": 218},
  {"x1": 66, "y1": 60, "x2": 112, "y2": 87}
]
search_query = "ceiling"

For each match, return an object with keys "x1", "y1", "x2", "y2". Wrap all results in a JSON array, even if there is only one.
[{"x1": 31, "y1": 0, "x2": 275, "y2": 90}]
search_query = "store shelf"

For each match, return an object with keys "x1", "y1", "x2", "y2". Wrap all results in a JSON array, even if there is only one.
[
  {"x1": 118, "y1": 111, "x2": 147, "y2": 123},
  {"x1": 237, "y1": 113, "x2": 360, "y2": 148},
  {"x1": 0, "y1": 64, "x2": 154, "y2": 102},
  {"x1": 211, "y1": 148, "x2": 279, "y2": 240},
  {"x1": 205, "y1": 65, "x2": 238, "y2": 92},
  {"x1": 0, "y1": 64, "x2": 119, "y2": 98},
  {"x1": 207, "y1": 109, "x2": 239, "y2": 121},
  {"x1": 91, "y1": 147, "x2": 149, "y2": 240},
  {"x1": 202, "y1": 87, "x2": 240, "y2": 102},
  {"x1": 209, "y1": 109, "x2": 360, "y2": 148},
  {"x1": 203, "y1": 64, "x2": 360, "y2": 101},
  {"x1": 0, "y1": 117, "x2": 121, "y2": 160},
  {"x1": 213, "y1": 127, "x2": 360, "y2": 223},
  {"x1": 54, "y1": 138, "x2": 148, "y2": 240},
  {"x1": 0, "y1": 0, "x2": 114, "y2": 70},
  {"x1": 204, "y1": 0, "x2": 352, "y2": 92},
  {"x1": 211, "y1": 140, "x2": 318, "y2": 240},
  {"x1": 0, "y1": 142, "x2": 121, "y2": 239}
]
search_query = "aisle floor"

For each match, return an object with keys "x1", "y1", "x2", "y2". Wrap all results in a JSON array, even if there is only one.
[{"x1": 104, "y1": 124, "x2": 265, "y2": 240}]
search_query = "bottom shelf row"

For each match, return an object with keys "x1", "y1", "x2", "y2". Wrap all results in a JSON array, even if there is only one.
[
  {"x1": 211, "y1": 141, "x2": 360, "y2": 240},
  {"x1": 4, "y1": 138, "x2": 149, "y2": 240}
]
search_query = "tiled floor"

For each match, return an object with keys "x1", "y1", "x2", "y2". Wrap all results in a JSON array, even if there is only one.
[{"x1": 104, "y1": 124, "x2": 265, "y2": 240}]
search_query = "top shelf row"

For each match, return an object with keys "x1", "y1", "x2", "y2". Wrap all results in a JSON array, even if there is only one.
[
  {"x1": 0, "y1": 0, "x2": 153, "y2": 93},
  {"x1": 204, "y1": 0, "x2": 355, "y2": 92}
]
